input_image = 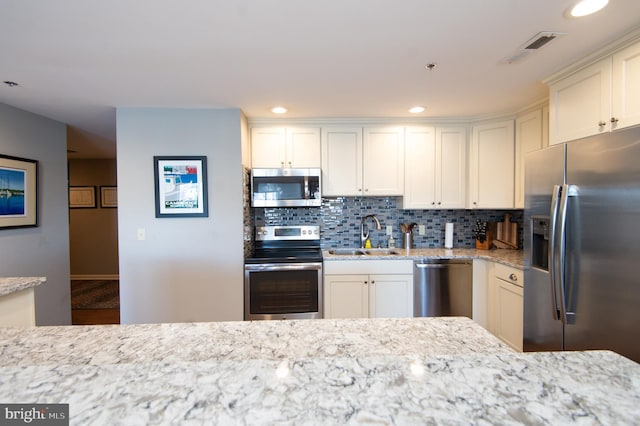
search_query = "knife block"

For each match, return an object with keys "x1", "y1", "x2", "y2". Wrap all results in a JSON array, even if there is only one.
[
  {"x1": 475, "y1": 224, "x2": 495, "y2": 250},
  {"x1": 475, "y1": 237, "x2": 491, "y2": 250}
]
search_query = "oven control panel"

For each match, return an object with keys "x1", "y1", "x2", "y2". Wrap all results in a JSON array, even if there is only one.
[{"x1": 256, "y1": 226, "x2": 320, "y2": 241}]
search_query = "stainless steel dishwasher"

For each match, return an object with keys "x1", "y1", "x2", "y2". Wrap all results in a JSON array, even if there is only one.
[{"x1": 413, "y1": 259, "x2": 473, "y2": 317}]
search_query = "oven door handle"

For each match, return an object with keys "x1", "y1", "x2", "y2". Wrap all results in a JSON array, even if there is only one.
[{"x1": 244, "y1": 263, "x2": 323, "y2": 272}]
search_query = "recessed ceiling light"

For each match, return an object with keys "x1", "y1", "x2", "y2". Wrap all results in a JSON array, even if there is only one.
[
  {"x1": 271, "y1": 107, "x2": 288, "y2": 114},
  {"x1": 409, "y1": 106, "x2": 425, "y2": 114},
  {"x1": 568, "y1": 0, "x2": 609, "y2": 17},
  {"x1": 424, "y1": 63, "x2": 437, "y2": 71},
  {"x1": 3, "y1": 81, "x2": 19, "y2": 87}
]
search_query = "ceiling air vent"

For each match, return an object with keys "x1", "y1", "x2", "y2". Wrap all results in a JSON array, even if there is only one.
[{"x1": 500, "y1": 31, "x2": 566, "y2": 64}]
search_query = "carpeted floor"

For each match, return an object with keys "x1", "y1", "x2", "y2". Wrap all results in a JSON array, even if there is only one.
[{"x1": 71, "y1": 280, "x2": 119, "y2": 310}]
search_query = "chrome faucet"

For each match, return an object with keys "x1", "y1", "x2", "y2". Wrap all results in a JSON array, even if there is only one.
[{"x1": 360, "y1": 214, "x2": 382, "y2": 248}]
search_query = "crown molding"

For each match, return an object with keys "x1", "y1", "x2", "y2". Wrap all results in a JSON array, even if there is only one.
[{"x1": 543, "y1": 25, "x2": 640, "y2": 85}]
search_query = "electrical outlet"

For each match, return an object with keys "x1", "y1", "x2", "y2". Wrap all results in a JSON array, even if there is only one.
[
  {"x1": 386, "y1": 225, "x2": 393, "y2": 236},
  {"x1": 419, "y1": 225, "x2": 426, "y2": 235},
  {"x1": 137, "y1": 228, "x2": 146, "y2": 241}
]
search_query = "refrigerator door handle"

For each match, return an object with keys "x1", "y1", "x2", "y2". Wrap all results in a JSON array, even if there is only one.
[
  {"x1": 561, "y1": 184, "x2": 579, "y2": 325},
  {"x1": 556, "y1": 184, "x2": 578, "y2": 325},
  {"x1": 549, "y1": 184, "x2": 563, "y2": 321}
]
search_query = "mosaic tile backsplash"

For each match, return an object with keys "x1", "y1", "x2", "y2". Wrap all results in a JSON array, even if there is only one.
[{"x1": 252, "y1": 197, "x2": 523, "y2": 249}]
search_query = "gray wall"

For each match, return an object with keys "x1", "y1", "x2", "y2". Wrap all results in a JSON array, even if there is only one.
[
  {"x1": 0, "y1": 103, "x2": 71, "y2": 325},
  {"x1": 68, "y1": 159, "x2": 119, "y2": 277},
  {"x1": 116, "y1": 108, "x2": 245, "y2": 323}
]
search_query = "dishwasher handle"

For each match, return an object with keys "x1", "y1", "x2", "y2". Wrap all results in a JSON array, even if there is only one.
[{"x1": 415, "y1": 263, "x2": 448, "y2": 269}]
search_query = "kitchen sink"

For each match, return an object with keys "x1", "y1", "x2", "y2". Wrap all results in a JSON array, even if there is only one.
[
  {"x1": 327, "y1": 249, "x2": 367, "y2": 256},
  {"x1": 327, "y1": 248, "x2": 401, "y2": 256}
]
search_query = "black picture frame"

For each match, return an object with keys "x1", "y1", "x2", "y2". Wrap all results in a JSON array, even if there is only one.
[
  {"x1": 0, "y1": 154, "x2": 38, "y2": 229},
  {"x1": 153, "y1": 156, "x2": 208, "y2": 218}
]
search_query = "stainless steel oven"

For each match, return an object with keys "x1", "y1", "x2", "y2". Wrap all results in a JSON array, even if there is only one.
[{"x1": 244, "y1": 226, "x2": 323, "y2": 320}]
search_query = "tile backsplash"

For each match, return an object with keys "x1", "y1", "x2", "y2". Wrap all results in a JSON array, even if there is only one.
[{"x1": 252, "y1": 196, "x2": 523, "y2": 249}]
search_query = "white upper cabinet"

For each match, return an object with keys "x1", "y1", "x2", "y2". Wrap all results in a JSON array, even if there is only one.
[
  {"x1": 362, "y1": 127, "x2": 405, "y2": 196},
  {"x1": 321, "y1": 127, "x2": 363, "y2": 196},
  {"x1": 514, "y1": 109, "x2": 544, "y2": 209},
  {"x1": 321, "y1": 126, "x2": 404, "y2": 196},
  {"x1": 549, "y1": 38, "x2": 640, "y2": 144},
  {"x1": 612, "y1": 41, "x2": 640, "y2": 131},
  {"x1": 549, "y1": 59, "x2": 611, "y2": 144},
  {"x1": 468, "y1": 120, "x2": 515, "y2": 209},
  {"x1": 403, "y1": 126, "x2": 466, "y2": 209},
  {"x1": 251, "y1": 127, "x2": 321, "y2": 168}
]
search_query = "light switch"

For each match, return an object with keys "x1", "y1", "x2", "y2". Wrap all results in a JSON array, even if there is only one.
[
  {"x1": 137, "y1": 228, "x2": 146, "y2": 241},
  {"x1": 419, "y1": 225, "x2": 426, "y2": 235},
  {"x1": 386, "y1": 225, "x2": 393, "y2": 236}
]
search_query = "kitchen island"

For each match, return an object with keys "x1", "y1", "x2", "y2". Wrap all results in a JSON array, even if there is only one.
[{"x1": 1, "y1": 317, "x2": 639, "y2": 424}]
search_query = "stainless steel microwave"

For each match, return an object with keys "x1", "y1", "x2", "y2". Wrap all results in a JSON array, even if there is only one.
[{"x1": 251, "y1": 168, "x2": 321, "y2": 207}]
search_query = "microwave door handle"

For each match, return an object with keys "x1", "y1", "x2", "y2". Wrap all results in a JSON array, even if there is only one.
[
  {"x1": 549, "y1": 184, "x2": 562, "y2": 321},
  {"x1": 304, "y1": 176, "x2": 310, "y2": 199}
]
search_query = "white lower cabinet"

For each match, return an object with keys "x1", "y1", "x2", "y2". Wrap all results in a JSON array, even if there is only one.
[
  {"x1": 489, "y1": 263, "x2": 524, "y2": 351},
  {"x1": 0, "y1": 288, "x2": 36, "y2": 327},
  {"x1": 324, "y1": 260, "x2": 413, "y2": 319}
]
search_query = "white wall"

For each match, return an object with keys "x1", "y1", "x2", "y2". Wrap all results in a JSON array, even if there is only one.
[
  {"x1": 116, "y1": 108, "x2": 245, "y2": 323},
  {"x1": 0, "y1": 103, "x2": 71, "y2": 325}
]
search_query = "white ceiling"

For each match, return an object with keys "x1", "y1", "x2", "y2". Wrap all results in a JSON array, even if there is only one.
[{"x1": 1, "y1": 1, "x2": 639, "y2": 158}]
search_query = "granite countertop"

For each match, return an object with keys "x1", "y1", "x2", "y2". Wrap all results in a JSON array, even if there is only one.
[
  {"x1": 1, "y1": 317, "x2": 639, "y2": 424},
  {"x1": 323, "y1": 248, "x2": 524, "y2": 269},
  {"x1": 0, "y1": 317, "x2": 511, "y2": 366},
  {"x1": 0, "y1": 277, "x2": 46, "y2": 297}
]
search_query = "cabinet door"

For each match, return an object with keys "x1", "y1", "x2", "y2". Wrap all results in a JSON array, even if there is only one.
[
  {"x1": 495, "y1": 277, "x2": 524, "y2": 351},
  {"x1": 251, "y1": 127, "x2": 286, "y2": 168},
  {"x1": 286, "y1": 127, "x2": 321, "y2": 168},
  {"x1": 472, "y1": 259, "x2": 490, "y2": 330},
  {"x1": 549, "y1": 59, "x2": 612, "y2": 144},
  {"x1": 436, "y1": 127, "x2": 467, "y2": 209},
  {"x1": 362, "y1": 127, "x2": 405, "y2": 196},
  {"x1": 369, "y1": 274, "x2": 413, "y2": 318},
  {"x1": 612, "y1": 41, "x2": 640, "y2": 131},
  {"x1": 403, "y1": 127, "x2": 436, "y2": 208},
  {"x1": 321, "y1": 127, "x2": 363, "y2": 196},
  {"x1": 324, "y1": 274, "x2": 368, "y2": 319},
  {"x1": 514, "y1": 110, "x2": 543, "y2": 209},
  {"x1": 469, "y1": 120, "x2": 515, "y2": 209}
]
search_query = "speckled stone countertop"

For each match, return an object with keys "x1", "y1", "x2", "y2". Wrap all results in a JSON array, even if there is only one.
[
  {"x1": 0, "y1": 317, "x2": 511, "y2": 366},
  {"x1": 0, "y1": 277, "x2": 46, "y2": 297},
  {"x1": 1, "y1": 317, "x2": 639, "y2": 424},
  {"x1": 323, "y1": 248, "x2": 524, "y2": 269}
]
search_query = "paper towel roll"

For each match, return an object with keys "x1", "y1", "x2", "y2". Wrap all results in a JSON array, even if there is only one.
[{"x1": 444, "y1": 223, "x2": 454, "y2": 249}]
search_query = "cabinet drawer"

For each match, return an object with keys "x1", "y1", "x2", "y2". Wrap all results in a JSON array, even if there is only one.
[
  {"x1": 494, "y1": 263, "x2": 523, "y2": 287},
  {"x1": 324, "y1": 260, "x2": 413, "y2": 275}
]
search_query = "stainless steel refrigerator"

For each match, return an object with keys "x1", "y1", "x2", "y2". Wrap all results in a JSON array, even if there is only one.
[{"x1": 524, "y1": 127, "x2": 640, "y2": 363}]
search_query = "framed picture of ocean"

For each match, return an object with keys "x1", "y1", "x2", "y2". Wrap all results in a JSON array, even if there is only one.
[{"x1": 0, "y1": 154, "x2": 38, "y2": 229}]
